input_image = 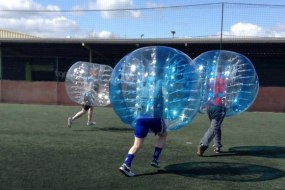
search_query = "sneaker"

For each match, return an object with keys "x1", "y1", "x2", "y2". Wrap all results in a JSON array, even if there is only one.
[
  {"x1": 214, "y1": 147, "x2": 221, "y2": 154},
  {"x1": 150, "y1": 160, "x2": 160, "y2": 168},
  {"x1": 87, "y1": 121, "x2": 96, "y2": 126},
  {"x1": 119, "y1": 164, "x2": 135, "y2": 177},
  {"x1": 67, "y1": 117, "x2": 72, "y2": 128},
  {"x1": 197, "y1": 145, "x2": 206, "y2": 156}
]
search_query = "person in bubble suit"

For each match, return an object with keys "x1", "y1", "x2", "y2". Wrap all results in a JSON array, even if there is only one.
[
  {"x1": 67, "y1": 70, "x2": 98, "y2": 128},
  {"x1": 119, "y1": 74, "x2": 167, "y2": 177},
  {"x1": 197, "y1": 71, "x2": 227, "y2": 156}
]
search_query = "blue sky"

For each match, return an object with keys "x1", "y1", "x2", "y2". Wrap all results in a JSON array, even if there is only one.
[{"x1": 0, "y1": 0, "x2": 285, "y2": 38}]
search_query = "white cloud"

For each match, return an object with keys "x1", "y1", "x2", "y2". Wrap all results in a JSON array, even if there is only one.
[
  {"x1": 0, "y1": 0, "x2": 78, "y2": 37},
  {"x1": 0, "y1": 0, "x2": 42, "y2": 10},
  {"x1": 229, "y1": 22, "x2": 262, "y2": 36},
  {"x1": 88, "y1": 0, "x2": 141, "y2": 19},
  {"x1": 70, "y1": 5, "x2": 85, "y2": 16},
  {"x1": 88, "y1": 30, "x2": 117, "y2": 39},
  {"x1": 266, "y1": 23, "x2": 285, "y2": 37},
  {"x1": 224, "y1": 22, "x2": 285, "y2": 37},
  {"x1": 145, "y1": 2, "x2": 163, "y2": 8}
]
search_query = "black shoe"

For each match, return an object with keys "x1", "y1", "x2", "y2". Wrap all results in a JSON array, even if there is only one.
[
  {"x1": 119, "y1": 164, "x2": 135, "y2": 177},
  {"x1": 151, "y1": 160, "x2": 160, "y2": 168}
]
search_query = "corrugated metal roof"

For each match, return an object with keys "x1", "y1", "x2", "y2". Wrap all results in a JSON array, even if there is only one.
[
  {"x1": 0, "y1": 29, "x2": 285, "y2": 44},
  {"x1": 1, "y1": 36, "x2": 285, "y2": 44},
  {"x1": 0, "y1": 29, "x2": 38, "y2": 39}
]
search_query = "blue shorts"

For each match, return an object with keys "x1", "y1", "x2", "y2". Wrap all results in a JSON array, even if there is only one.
[{"x1": 134, "y1": 118, "x2": 165, "y2": 138}]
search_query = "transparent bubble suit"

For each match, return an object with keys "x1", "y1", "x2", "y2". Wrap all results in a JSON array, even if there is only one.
[
  {"x1": 65, "y1": 61, "x2": 113, "y2": 106},
  {"x1": 194, "y1": 50, "x2": 259, "y2": 116},
  {"x1": 109, "y1": 46, "x2": 201, "y2": 131}
]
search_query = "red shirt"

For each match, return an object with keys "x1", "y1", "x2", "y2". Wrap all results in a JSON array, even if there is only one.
[{"x1": 213, "y1": 73, "x2": 225, "y2": 106}]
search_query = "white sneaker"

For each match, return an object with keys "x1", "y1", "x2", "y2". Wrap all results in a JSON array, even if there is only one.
[
  {"x1": 213, "y1": 145, "x2": 222, "y2": 153},
  {"x1": 119, "y1": 164, "x2": 135, "y2": 177},
  {"x1": 214, "y1": 147, "x2": 221, "y2": 154},
  {"x1": 67, "y1": 117, "x2": 72, "y2": 128},
  {"x1": 87, "y1": 121, "x2": 96, "y2": 126}
]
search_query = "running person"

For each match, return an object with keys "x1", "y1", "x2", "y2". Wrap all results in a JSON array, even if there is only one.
[
  {"x1": 67, "y1": 70, "x2": 98, "y2": 127},
  {"x1": 119, "y1": 74, "x2": 167, "y2": 177}
]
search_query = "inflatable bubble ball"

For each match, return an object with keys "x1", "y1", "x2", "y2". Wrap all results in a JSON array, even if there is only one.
[
  {"x1": 65, "y1": 61, "x2": 113, "y2": 106},
  {"x1": 194, "y1": 50, "x2": 259, "y2": 117},
  {"x1": 109, "y1": 46, "x2": 201, "y2": 131}
]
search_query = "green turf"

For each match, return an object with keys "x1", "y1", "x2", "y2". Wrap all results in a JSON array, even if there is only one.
[{"x1": 0, "y1": 103, "x2": 284, "y2": 190}]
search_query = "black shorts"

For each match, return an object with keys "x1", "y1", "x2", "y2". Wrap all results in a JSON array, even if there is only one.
[{"x1": 82, "y1": 104, "x2": 92, "y2": 111}]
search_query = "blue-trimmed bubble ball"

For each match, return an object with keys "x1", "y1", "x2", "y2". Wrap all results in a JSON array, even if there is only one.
[
  {"x1": 194, "y1": 50, "x2": 259, "y2": 116},
  {"x1": 65, "y1": 61, "x2": 113, "y2": 106},
  {"x1": 109, "y1": 46, "x2": 201, "y2": 131}
]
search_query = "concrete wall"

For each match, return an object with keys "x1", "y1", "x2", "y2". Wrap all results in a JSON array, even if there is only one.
[{"x1": 0, "y1": 80, "x2": 284, "y2": 112}]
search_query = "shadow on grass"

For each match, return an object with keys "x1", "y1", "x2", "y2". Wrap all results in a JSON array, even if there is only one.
[
  {"x1": 208, "y1": 146, "x2": 285, "y2": 159},
  {"x1": 99, "y1": 127, "x2": 133, "y2": 132},
  {"x1": 135, "y1": 170, "x2": 167, "y2": 177},
  {"x1": 164, "y1": 162, "x2": 285, "y2": 182},
  {"x1": 73, "y1": 127, "x2": 133, "y2": 133}
]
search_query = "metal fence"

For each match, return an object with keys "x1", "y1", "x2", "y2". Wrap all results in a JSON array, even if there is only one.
[
  {"x1": 0, "y1": 2, "x2": 285, "y2": 85},
  {"x1": 0, "y1": 2, "x2": 285, "y2": 39}
]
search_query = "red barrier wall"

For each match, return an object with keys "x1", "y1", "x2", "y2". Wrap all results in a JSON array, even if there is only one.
[
  {"x1": 57, "y1": 82, "x2": 77, "y2": 106},
  {"x1": 1, "y1": 80, "x2": 57, "y2": 104},
  {"x1": 0, "y1": 80, "x2": 2, "y2": 102},
  {"x1": 0, "y1": 80, "x2": 284, "y2": 112},
  {"x1": 0, "y1": 80, "x2": 75, "y2": 106},
  {"x1": 249, "y1": 87, "x2": 285, "y2": 112}
]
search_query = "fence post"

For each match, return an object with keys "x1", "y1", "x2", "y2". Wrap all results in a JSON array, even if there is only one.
[
  {"x1": 55, "y1": 56, "x2": 59, "y2": 104},
  {"x1": 220, "y1": 2, "x2": 224, "y2": 50}
]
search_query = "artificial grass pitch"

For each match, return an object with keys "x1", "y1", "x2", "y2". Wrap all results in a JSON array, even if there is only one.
[{"x1": 0, "y1": 103, "x2": 284, "y2": 190}]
